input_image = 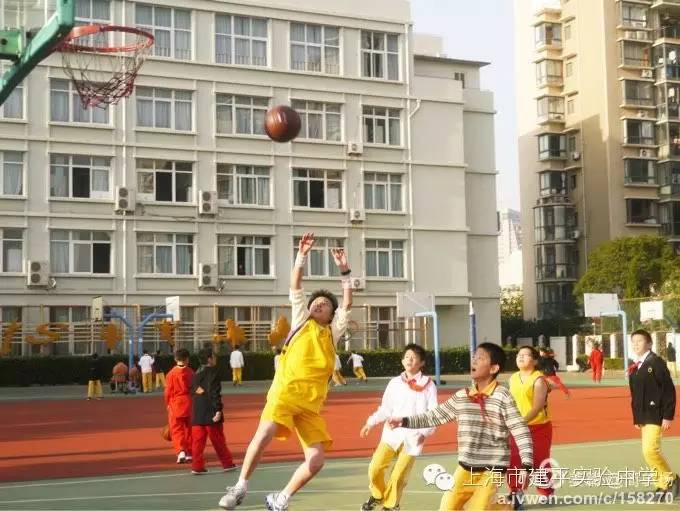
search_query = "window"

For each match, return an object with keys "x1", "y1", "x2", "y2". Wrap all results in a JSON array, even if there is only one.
[
  {"x1": 535, "y1": 23, "x2": 562, "y2": 47},
  {"x1": 536, "y1": 96, "x2": 564, "y2": 121},
  {"x1": 136, "y1": 87, "x2": 192, "y2": 131},
  {"x1": 75, "y1": 0, "x2": 111, "y2": 47},
  {"x1": 625, "y1": 159, "x2": 656, "y2": 184},
  {"x1": 0, "y1": 228, "x2": 22, "y2": 272},
  {"x1": 620, "y1": 41, "x2": 649, "y2": 67},
  {"x1": 217, "y1": 164, "x2": 270, "y2": 206},
  {"x1": 568, "y1": 135, "x2": 577, "y2": 153},
  {"x1": 623, "y1": 80, "x2": 653, "y2": 106},
  {"x1": 49, "y1": 154, "x2": 110, "y2": 199},
  {"x1": 534, "y1": 205, "x2": 577, "y2": 242},
  {"x1": 293, "y1": 237, "x2": 344, "y2": 277},
  {"x1": 454, "y1": 72, "x2": 466, "y2": 88},
  {"x1": 364, "y1": 172, "x2": 403, "y2": 211},
  {"x1": 0, "y1": 151, "x2": 22, "y2": 196},
  {"x1": 626, "y1": 198, "x2": 658, "y2": 223},
  {"x1": 537, "y1": 282, "x2": 575, "y2": 319},
  {"x1": 290, "y1": 22, "x2": 339, "y2": 74},
  {"x1": 361, "y1": 30, "x2": 399, "y2": 80},
  {"x1": 136, "y1": 233, "x2": 193, "y2": 274},
  {"x1": 535, "y1": 60, "x2": 563, "y2": 87},
  {"x1": 50, "y1": 230, "x2": 111, "y2": 274},
  {"x1": 366, "y1": 239, "x2": 404, "y2": 278},
  {"x1": 217, "y1": 235, "x2": 271, "y2": 276},
  {"x1": 216, "y1": 94, "x2": 268, "y2": 135},
  {"x1": 565, "y1": 60, "x2": 574, "y2": 77},
  {"x1": 290, "y1": 100, "x2": 341, "y2": 141},
  {"x1": 293, "y1": 168, "x2": 342, "y2": 209},
  {"x1": 0, "y1": 64, "x2": 22, "y2": 119},
  {"x1": 215, "y1": 14, "x2": 267, "y2": 66},
  {"x1": 564, "y1": 23, "x2": 572, "y2": 41},
  {"x1": 624, "y1": 119, "x2": 654, "y2": 144},
  {"x1": 538, "y1": 134, "x2": 566, "y2": 160},
  {"x1": 50, "y1": 79, "x2": 109, "y2": 124},
  {"x1": 535, "y1": 244, "x2": 578, "y2": 280},
  {"x1": 136, "y1": 4, "x2": 191, "y2": 59},
  {"x1": 569, "y1": 174, "x2": 577, "y2": 191},
  {"x1": 363, "y1": 106, "x2": 400, "y2": 145},
  {"x1": 539, "y1": 171, "x2": 567, "y2": 197},
  {"x1": 567, "y1": 98, "x2": 575, "y2": 114},
  {"x1": 137, "y1": 159, "x2": 193, "y2": 203},
  {"x1": 621, "y1": 2, "x2": 647, "y2": 27}
]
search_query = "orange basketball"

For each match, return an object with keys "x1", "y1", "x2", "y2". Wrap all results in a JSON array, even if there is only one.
[
  {"x1": 264, "y1": 105, "x2": 301, "y2": 143},
  {"x1": 161, "y1": 424, "x2": 172, "y2": 442}
]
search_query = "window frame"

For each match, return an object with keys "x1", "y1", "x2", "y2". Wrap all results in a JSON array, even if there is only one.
[
  {"x1": 0, "y1": 151, "x2": 24, "y2": 197},
  {"x1": 136, "y1": 232, "x2": 194, "y2": 275},
  {"x1": 360, "y1": 30, "x2": 400, "y2": 80},
  {"x1": 362, "y1": 106, "x2": 401, "y2": 146},
  {"x1": 50, "y1": 78, "x2": 110, "y2": 125},
  {"x1": 363, "y1": 171, "x2": 404, "y2": 212},
  {"x1": 290, "y1": 99, "x2": 342, "y2": 141},
  {"x1": 215, "y1": 14, "x2": 269, "y2": 67},
  {"x1": 0, "y1": 228, "x2": 23, "y2": 273},
  {"x1": 49, "y1": 154, "x2": 111, "y2": 200},
  {"x1": 290, "y1": 22, "x2": 340, "y2": 74},
  {"x1": 365, "y1": 239, "x2": 405, "y2": 278},
  {"x1": 215, "y1": 94, "x2": 269, "y2": 136},
  {"x1": 0, "y1": 64, "x2": 23, "y2": 120},
  {"x1": 50, "y1": 230, "x2": 112, "y2": 275},
  {"x1": 217, "y1": 235, "x2": 272, "y2": 277},
  {"x1": 136, "y1": 159, "x2": 194, "y2": 204},
  {"x1": 292, "y1": 168, "x2": 344, "y2": 210},
  {"x1": 626, "y1": 198, "x2": 658, "y2": 224},
  {"x1": 136, "y1": 4, "x2": 192, "y2": 60},
  {"x1": 135, "y1": 87, "x2": 193, "y2": 131},
  {"x1": 216, "y1": 164, "x2": 271, "y2": 207},
  {"x1": 293, "y1": 236, "x2": 344, "y2": 277},
  {"x1": 537, "y1": 133, "x2": 567, "y2": 160}
]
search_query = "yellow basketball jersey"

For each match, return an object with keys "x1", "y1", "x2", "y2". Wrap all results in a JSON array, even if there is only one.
[{"x1": 509, "y1": 370, "x2": 550, "y2": 425}]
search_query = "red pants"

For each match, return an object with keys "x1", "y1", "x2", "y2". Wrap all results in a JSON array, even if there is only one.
[
  {"x1": 508, "y1": 422, "x2": 554, "y2": 496},
  {"x1": 592, "y1": 365, "x2": 603, "y2": 382},
  {"x1": 545, "y1": 375, "x2": 571, "y2": 397},
  {"x1": 169, "y1": 414, "x2": 192, "y2": 456},
  {"x1": 191, "y1": 423, "x2": 234, "y2": 470}
]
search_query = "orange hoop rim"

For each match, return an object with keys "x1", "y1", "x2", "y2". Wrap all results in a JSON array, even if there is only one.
[{"x1": 58, "y1": 24, "x2": 155, "y2": 53}]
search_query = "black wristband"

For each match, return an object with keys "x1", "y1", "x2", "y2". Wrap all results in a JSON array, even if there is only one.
[
  {"x1": 341, "y1": 268, "x2": 352, "y2": 276},
  {"x1": 401, "y1": 417, "x2": 408, "y2": 428}
]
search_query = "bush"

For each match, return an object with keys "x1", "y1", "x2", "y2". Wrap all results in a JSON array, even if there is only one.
[
  {"x1": 604, "y1": 357, "x2": 624, "y2": 370},
  {"x1": 576, "y1": 354, "x2": 589, "y2": 372}
]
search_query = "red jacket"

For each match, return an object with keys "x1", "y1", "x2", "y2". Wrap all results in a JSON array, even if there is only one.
[
  {"x1": 589, "y1": 348, "x2": 604, "y2": 368},
  {"x1": 164, "y1": 365, "x2": 194, "y2": 418}
]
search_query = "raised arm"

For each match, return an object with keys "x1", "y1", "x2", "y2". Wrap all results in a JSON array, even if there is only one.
[
  {"x1": 387, "y1": 394, "x2": 458, "y2": 430},
  {"x1": 331, "y1": 247, "x2": 352, "y2": 309},
  {"x1": 291, "y1": 233, "x2": 315, "y2": 291}
]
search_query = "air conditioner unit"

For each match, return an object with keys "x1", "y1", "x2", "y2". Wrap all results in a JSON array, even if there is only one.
[
  {"x1": 641, "y1": 69, "x2": 653, "y2": 79},
  {"x1": 199, "y1": 190, "x2": 217, "y2": 216},
  {"x1": 198, "y1": 263, "x2": 218, "y2": 289},
  {"x1": 571, "y1": 151, "x2": 581, "y2": 160},
  {"x1": 347, "y1": 141, "x2": 364, "y2": 156},
  {"x1": 27, "y1": 260, "x2": 49, "y2": 287},
  {"x1": 115, "y1": 186, "x2": 136, "y2": 212},
  {"x1": 350, "y1": 208, "x2": 365, "y2": 222},
  {"x1": 640, "y1": 149, "x2": 649, "y2": 157},
  {"x1": 571, "y1": 229, "x2": 581, "y2": 239},
  {"x1": 351, "y1": 277, "x2": 366, "y2": 290}
]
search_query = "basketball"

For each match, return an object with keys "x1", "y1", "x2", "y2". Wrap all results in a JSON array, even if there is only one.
[
  {"x1": 161, "y1": 424, "x2": 171, "y2": 442},
  {"x1": 264, "y1": 105, "x2": 301, "y2": 143}
]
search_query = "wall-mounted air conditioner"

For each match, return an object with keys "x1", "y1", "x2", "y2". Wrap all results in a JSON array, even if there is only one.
[
  {"x1": 115, "y1": 186, "x2": 136, "y2": 212},
  {"x1": 350, "y1": 208, "x2": 365, "y2": 222},
  {"x1": 198, "y1": 263, "x2": 217, "y2": 289},
  {"x1": 199, "y1": 190, "x2": 217, "y2": 216},
  {"x1": 347, "y1": 141, "x2": 363, "y2": 156},
  {"x1": 27, "y1": 260, "x2": 49, "y2": 287},
  {"x1": 351, "y1": 277, "x2": 366, "y2": 290}
]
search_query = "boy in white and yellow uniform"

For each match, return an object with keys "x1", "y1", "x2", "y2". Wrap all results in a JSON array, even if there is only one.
[
  {"x1": 360, "y1": 344, "x2": 438, "y2": 511},
  {"x1": 219, "y1": 233, "x2": 353, "y2": 511}
]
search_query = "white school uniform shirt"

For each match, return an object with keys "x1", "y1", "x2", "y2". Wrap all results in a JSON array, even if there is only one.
[
  {"x1": 139, "y1": 354, "x2": 154, "y2": 374},
  {"x1": 334, "y1": 354, "x2": 342, "y2": 371},
  {"x1": 349, "y1": 353, "x2": 364, "y2": 368},
  {"x1": 289, "y1": 288, "x2": 350, "y2": 340},
  {"x1": 230, "y1": 350, "x2": 244, "y2": 369},
  {"x1": 274, "y1": 354, "x2": 281, "y2": 371},
  {"x1": 366, "y1": 372, "x2": 438, "y2": 456}
]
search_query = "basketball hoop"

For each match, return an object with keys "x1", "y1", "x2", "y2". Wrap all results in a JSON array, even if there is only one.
[{"x1": 57, "y1": 24, "x2": 154, "y2": 108}]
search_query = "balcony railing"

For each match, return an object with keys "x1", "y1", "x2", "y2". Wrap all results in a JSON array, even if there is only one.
[
  {"x1": 660, "y1": 183, "x2": 680, "y2": 196},
  {"x1": 537, "y1": 112, "x2": 566, "y2": 123},
  {"x1": 536, "y1": 75, "x2": 563, "y2": 87},
  {"x1": 621, "y1": 56, "x2": 651, "y2": 67},
  {"x1": 657, "y1": 103, "x2": 680, "y2": 120},
  {"x1": 535, "y1": 264, "x2": 578, "y2": 281},
  {"x1": 658, "y1": 64, "x2": 680, "y2": 80},
  {"x1": 624, "y1": 96, "x2": 655, "y2": 107},
  {"x1": 655, "y1": 25, "x2": 680, "y2": 39},
  {"x1": 624, "y1": 135, "x2": 655, "y2": 145},
  {"x1": 661, "y1": 221, "x2": 680, "y2": 236}
]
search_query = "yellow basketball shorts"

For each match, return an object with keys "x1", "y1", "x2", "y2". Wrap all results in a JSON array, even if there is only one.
[{"x1": 261, "y1": 399, "x2": 332, "y2": 450}]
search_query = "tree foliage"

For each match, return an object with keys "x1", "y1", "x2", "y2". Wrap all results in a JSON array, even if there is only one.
[{"x1": 500, "y1": 286, "x2": 523, "y2": 319}]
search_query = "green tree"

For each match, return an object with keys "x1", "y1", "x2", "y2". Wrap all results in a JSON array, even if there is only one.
[
  {"x1": 659, "y1": 267, "x2": 680, "y2": 328},
  {"x1": 574, "y1": 236, "x2": 680, "y2": 301},
  {"x1": 500, "y1": 286, "x2": 523, "y2": 319}
]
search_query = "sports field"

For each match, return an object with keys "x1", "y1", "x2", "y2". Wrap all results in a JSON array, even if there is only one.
[{"x1": 0, "y1": 373, "x2": 678, "y2": 510}]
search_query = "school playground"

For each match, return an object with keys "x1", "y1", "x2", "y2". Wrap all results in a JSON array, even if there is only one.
[{"x1": 0, "y1": 372, "x2": 678, "y2": 511}]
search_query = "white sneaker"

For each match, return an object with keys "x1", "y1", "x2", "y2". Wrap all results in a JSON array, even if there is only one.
[
  {"x1": 265, "y1": 493, "x2": 289, "y2": 511},
  {"x1": 218, "y1": 485, "x2": 247, "y2": 510},
  {"x1": 176, "y1": 451, "x2": 187, "y2": 464}
]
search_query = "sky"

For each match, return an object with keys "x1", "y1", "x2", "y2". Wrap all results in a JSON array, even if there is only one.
[{"x1": 410, "y1": 0, "x2": 518, "y2": 210}]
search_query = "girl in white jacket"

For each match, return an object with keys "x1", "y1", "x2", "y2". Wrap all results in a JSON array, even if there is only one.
[{"x1": 359, "y1": 344, "x2": 438, "y2": 511}]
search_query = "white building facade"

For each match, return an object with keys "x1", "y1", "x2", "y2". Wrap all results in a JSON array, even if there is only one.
[{"x1": 0, "y1": 0, "x2": 500, "y2": 355}]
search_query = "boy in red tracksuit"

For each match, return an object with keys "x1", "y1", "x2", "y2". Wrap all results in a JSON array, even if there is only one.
[
  {"x1": 588, "y1": 343, "x2": 604, "y2": 383},
  {"x1": 538, "y1": 347, "x2": 571, "y2": 398},
  {"x1": 165, "y1": 348, "x2": 194, "y2": 464},
  {"x1": 190, "y1": 347, "x2": 237, "y2": 475}
]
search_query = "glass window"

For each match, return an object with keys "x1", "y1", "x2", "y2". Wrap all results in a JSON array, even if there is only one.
[
  {"x1": 136, "y1": 159, "x2": 193, "y2": 203},
  {"x1": 293, "y1": 168, "x2": 343, "y2": 209},
  {"x1": 217, "y1": 235, "x2": 271, "y2": 276},
  {"x1": 50, "y1": 79, "x2": 109, "y2": 124},
  {"x1": 363, "y1": 106, "x2": 400, "y2": 145},
  {"x1": 136, "y1": 4, "x2": 191, "y2": 59},
  {"x1": 50, "y1": 230, "x2": 111, "y2": 274},
  {"x1": 49, "y1": 154, "x2": 111, "y2": 199},
  {"x1": 216, "y1": 164, "x2": 270, "y2": 206},
  {"x1": 364, "y1": 172, "x2": 402, "y2": 211},
  {"x1": 216, "y1": 94, "x2": 268, "y2": 135},
  {"x1": 136, "y1": 232, "x2": 193, "y2": 274},
  {"x1": 0, "y1": 151, "x2": 23, "y2": 196},
  {"x1": 291, "y1": 100, "x2": 342, "y2": 141},
  {"x1": 215, "y1": 14, "x2": 268, "y2": 66},
  {"x1": 290, "y1": 22, "x2": 340, "y2": 74},
  {"x1": 365, "y1": 239, "x2": 404, "y2": 278},
  {"x1": 361, "y1": 30, "x2": 399, "y2": 80}
]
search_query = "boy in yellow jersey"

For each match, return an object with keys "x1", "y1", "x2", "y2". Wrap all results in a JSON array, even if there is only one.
[
  {"x1": 507, "y1": 346, "x2": 553, "y2": 510},
  {"x1": 218, "y1": 232, "x2": 353, "y2": 511}
]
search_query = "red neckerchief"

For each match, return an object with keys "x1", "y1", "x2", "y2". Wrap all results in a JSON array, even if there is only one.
[
  {"x1": 401, "y1": 372, "x2": 431, "y2": 392},
  {"x1": 627, "y1": 361, "x2": 641, "y2": 376},
  {"x1": 465, "y1": 381, "x2": 497, "y2": 422}
]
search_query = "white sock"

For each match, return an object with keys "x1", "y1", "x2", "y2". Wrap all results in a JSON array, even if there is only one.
[
  {"x1": 236, "y1": 478, "x2": 248, "y2": 491},
  {"x1": 275, "y1": 492, "x2": 290, "y2": 506}
]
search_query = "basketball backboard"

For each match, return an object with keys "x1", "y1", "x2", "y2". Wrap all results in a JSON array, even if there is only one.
[
  {"x1": 165, "y1": 296, "x2": 180, "y2": 322},
  {"x1": 583, "y1": 293, "x2": 620, "y2": 318},
  {"x1": 396, "y1": 292, "x2": 434, "y2": 318},
  {"x1": 640, "y1": 300, "x2": 664, "y2": 322},
  {"x1": 0, "y1": 0, "x2": 75, "y2": 105}
]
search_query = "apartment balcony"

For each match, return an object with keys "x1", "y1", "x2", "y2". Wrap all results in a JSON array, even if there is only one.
[
  {"x1": 537, "y1": 282, "x2": 577, "y2": 320},
  {"x1": 652, "y1": 0, "x2": 680, "y2": 11},
  {"x1": 656, "y1": 102, "x2": 680, "y2": 121},
  {"x1": 660, "y1": 202, "x2": 680, "y2": 238},
  {"x1": 654, "y1": 25, "x2": 680, "y2": 42},
  {"x1": 626, "y1": 198, "x2": 661, "y2": 226},
  {"x1": 658, "y1": 161, "x2": 680, "y2": 196},
  {"x1": 655, "y1": 63, "x2": 680, "y2": 82},
  {"x1": 534, "y1": 203, "x2": 578, "y2": 243},
  {"x1": 619, "y1": 29, "x2": 653, "y2": 43},
  {"x1": 624, "y1": 158, "x2": 657, "y2": 185},
  {"x1": 535, "y1": 263, "x2": 578, "y2": 282}
]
